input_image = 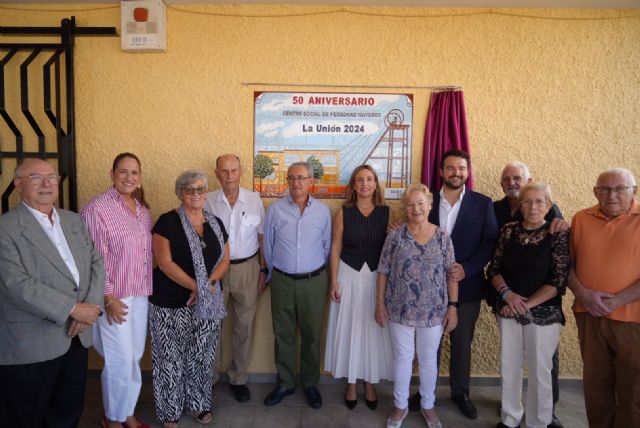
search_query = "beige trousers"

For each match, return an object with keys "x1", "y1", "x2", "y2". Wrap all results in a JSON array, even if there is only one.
[{"x1": 220, "y1": 256, "x2": 260, "y2": 385}]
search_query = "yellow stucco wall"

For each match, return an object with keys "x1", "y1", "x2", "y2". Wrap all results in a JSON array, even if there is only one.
[{"x1": 1, "y1": 4, "x2": 639, "y2": 378}]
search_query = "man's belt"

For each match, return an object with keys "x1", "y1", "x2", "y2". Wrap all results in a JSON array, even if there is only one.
[
  {"x1": 230, "y1": 251, "x2": 259, "y2": 265},
  {"x1": 273, "y1": 266, "x2": 325, "y2": 280}
]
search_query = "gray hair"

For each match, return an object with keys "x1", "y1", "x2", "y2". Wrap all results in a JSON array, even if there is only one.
[
  {"x1": 518, "y1": 182, "x2": 553, "y2": 207},
  {"x1": 504, "y1": 161, "x2": 531, "y2": 182},
  {"x1": 174, "y1": 169, "x2": 208, "y2": 198},
  {"x1": 597, "y1": 168, "x2": 637, "y2": 186},
  {"x1": 401, "y1": 183, "x2": 433, "y2": 206},
  {"x1": 14, "y1": 163, "x2": 24, "y2": 178},
  {"x1": 288, "y1": 161, "x2": 314, "y2": 179},
  {"x1": 215, "y1": 154, "x2": 241, "y2": 169},
  {"x1": 13, "y1": 159, "x2": 53, "y2": 178}
]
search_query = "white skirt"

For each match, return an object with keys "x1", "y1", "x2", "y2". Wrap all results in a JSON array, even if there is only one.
[{"x1": 324, "y1": 260, "x2": 394, "y2": 383}]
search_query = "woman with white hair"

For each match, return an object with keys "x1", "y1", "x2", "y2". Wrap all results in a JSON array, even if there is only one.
[
  {"x1": 149, "y1": 170, "x2": 230, "y2": 428},
  {"x1": 488, "y1": 182, "x2": 569, "y2": 428},
  {"x1": 375, "y1": 183, "x2": 458, "y2": 428}
]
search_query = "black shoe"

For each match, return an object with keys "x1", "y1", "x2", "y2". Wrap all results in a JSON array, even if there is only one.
[
  {"x1": 452, "y1": 394, "x2": 478, "y2": 419},
  {"x1": 303, "y1": 386, "x2": 323, "y2": 409},
  {"x1": 408, "y1": 391, "x2": 421, "y2": 411},
  {"x1": 364, "y1": 383, "x2": 377, "y2": 411},
  {"x1": 365, "y1": 397, "x2": 378, "y2": 411},
  {"x1": 345, "y1": 384, "x2": 357, "y2": 409},
  {"x1": 263, "y1": 385, "x2": 294, "y2": 406},
  {"x1": 548, "y1": 413, "x2": 563, "y2": 428},
  {"x1": 496, "y1": 423, "x2": 519, "y2": 428},
  {"x1": 345, "y1": 396, "x2": 357, "y2": 409},
  {"x1": 230, "y1": 384, "x2": 251, "y2": 402}
]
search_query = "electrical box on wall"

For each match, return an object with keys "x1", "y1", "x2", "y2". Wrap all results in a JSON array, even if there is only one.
[{"x1": 121, "y1": 0, "x2": 166, "y2": 52}]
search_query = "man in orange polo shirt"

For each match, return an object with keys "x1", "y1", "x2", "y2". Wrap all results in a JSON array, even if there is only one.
[{"x1": 569, "y1": 168, "x2": 640, "y2": 428}]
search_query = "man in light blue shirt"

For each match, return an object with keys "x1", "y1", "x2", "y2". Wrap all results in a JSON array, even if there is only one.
[{"x1": 263, "y1": 161, "x2": 331, "y2": 409}]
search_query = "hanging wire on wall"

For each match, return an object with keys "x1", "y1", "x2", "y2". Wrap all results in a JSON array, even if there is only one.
[
  {"x1": 243, "y1": 82, "x2": 461, "y2": 90},
  {"x1": 1, "y1": 4, "x2": 639, "y2": 21}
]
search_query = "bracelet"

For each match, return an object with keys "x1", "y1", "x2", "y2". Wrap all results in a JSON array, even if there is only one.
[
  {"x1": 500, "y1": 289, "x2": 512, "y2": 301},
  {"x1": 497, "y1": 285, "x2": 509, "y2": 294},
  {"x1": 447, "y1": 301, "x2": 459, "y2": 308}
]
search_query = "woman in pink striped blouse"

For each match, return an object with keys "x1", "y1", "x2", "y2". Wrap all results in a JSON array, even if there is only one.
[{"x1": 80, "y1": 153, "x2": 153, "y2": 428}]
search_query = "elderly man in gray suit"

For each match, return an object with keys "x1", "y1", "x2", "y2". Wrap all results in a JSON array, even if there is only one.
[{"x1": 0, "y1": 159, "x2": 105, "y2": 427}]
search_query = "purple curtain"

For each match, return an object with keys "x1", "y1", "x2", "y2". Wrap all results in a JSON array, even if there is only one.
[{"x1": 421, "y1": 90, "x2": 473, "y2": 191}]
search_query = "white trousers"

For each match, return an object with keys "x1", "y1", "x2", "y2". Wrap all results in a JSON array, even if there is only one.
[
  {"x1": 93, "y1": 296, "x2": 148, "y2": 422},
  {"x1": 388, "y1": 321, "x2": 443, "y2": 410},
  {"x1": 498, "y1": 317, "x2": 560, "y2": 428}
]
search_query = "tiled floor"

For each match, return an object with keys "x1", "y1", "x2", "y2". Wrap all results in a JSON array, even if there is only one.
[{"x1": 80, "y1": 377, "x2": 587, "y2": 428}]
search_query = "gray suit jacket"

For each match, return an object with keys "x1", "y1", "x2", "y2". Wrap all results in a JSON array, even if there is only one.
[{"x1": 0, "y1": 203, "x2": 105, "y2": 365}]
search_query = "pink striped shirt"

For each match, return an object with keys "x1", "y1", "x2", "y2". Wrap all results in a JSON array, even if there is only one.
[{"x1": 80, "y1": 186, "x2": 153, "y2": 298}]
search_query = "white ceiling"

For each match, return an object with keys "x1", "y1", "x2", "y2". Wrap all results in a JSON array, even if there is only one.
[{"x1": 3, "y1": 0, "x2": 640, "y2": 8}]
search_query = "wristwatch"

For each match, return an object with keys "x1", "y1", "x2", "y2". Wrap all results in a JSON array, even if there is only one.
[{"x1": 260, "y1": 267, "x2": 269, "y2": 275}]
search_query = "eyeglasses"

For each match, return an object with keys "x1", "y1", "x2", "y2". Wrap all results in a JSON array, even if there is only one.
[
  {"x1": 521, "y1": 199, "x2": 547, "y2": 207},
  {"x1": 182, "y1": 186, "x2": 206, "y2": 195},
  {"x1": 286, "y1": 175, "x2": 311, "y2": 182},
  {"x1": 18, "y1": 173, "x2": 61, "y2": 184},
  {"x1": 595, "y1": 186, "x2": 635, "y2": 195}
]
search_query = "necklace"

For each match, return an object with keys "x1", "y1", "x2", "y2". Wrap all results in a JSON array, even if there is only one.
[
  {"x1": 521, "y1": 223, "x2": 542, "y2": 244},
  {"x1": 357, "y1": 203, "x2": 375, "y2": 215},
  {"x1": 190, "y1": 212, "x2": 206, "y2": 248}
]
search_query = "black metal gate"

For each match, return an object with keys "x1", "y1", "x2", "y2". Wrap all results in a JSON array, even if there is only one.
[{"x1": 0, "y1": 17, "x2": 115, "y2": 213}]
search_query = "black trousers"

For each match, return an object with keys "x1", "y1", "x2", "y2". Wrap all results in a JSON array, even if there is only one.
[
  {"x1": 449, "y1": 300, "x2": 481, "y2": 397},
  {"x1": 0, "y1": 337, "x2": 88, "y2": 428}
]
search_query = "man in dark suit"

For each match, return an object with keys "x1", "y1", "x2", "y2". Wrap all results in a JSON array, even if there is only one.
[
  {"x1": 0, "y1": 159, "x2": 104, "y2": 427},
  {"x1": 412, "y1": 149, "x2": 499, "y2": 419},
  {"x1": 493, "y1": 161, "x2": 564, "y2": 229}
]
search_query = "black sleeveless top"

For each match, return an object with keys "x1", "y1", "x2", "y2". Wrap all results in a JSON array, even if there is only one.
[{"x1": 340, "y1": 205, "x2": 389, "y2": 271}]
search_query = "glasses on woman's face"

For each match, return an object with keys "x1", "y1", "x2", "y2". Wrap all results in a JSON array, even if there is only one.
[
  {"x1": 521, "y1": 198, "x2": 547, "y2": 207},
  {"x1": 182, "y1": 186, "x2": 206, "y2": 195}
]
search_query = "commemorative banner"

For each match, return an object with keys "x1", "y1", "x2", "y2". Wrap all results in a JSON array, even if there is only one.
[{"x1": 253, "y1": 91, "x2": 413, "y2": 199}]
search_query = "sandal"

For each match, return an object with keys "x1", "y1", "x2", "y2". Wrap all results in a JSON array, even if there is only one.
[{"x1": 193, "y1": 411, "x2": 213, "y2": 425}]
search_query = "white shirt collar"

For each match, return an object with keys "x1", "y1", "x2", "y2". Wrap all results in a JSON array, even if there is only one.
[
  {"x1": 216, "y1": 187, "x2": 246, "y2": 205},
  {"x1": 23, "y1": 202, "x2": 59, "y2": 225},
  {"x1": 439, "y1": 184, "x2": 466, "y2": 205}
]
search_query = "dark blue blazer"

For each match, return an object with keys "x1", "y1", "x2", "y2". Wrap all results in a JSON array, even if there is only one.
[{"x1": 429, "y1": 190, "x2": 499, "y2": 303}]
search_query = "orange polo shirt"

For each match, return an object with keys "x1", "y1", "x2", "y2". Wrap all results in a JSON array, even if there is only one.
[{"x1": 570, "y1": 199, "x2": 640, "y2": 323}]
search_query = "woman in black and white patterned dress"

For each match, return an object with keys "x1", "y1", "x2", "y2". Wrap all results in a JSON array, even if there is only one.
[{"x1": 150, "y1": 170, "x2": 229, "y2": 428}]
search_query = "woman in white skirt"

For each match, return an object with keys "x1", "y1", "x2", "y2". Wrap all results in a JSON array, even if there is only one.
[{"x1": 324, "y1": 164, "x2": 394, "y2": 410}]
